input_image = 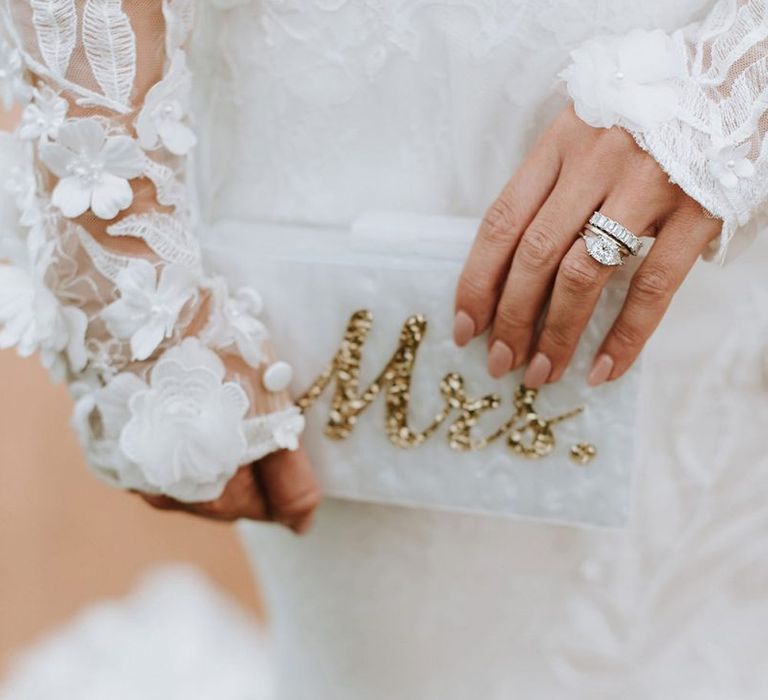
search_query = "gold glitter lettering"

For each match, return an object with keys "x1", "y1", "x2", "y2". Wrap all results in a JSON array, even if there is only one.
[{"x1": 297, "y1": 310, "x2": 588, "y2": 459}]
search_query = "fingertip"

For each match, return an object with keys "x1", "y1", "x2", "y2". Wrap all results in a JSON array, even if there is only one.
[
  {"x1": 291, "y1": 510, "x2": 316, "y2": 535},
  {"x1": 523, "y1": 352, "x2": 552, "y2": 389},
  {"x1": 488, "y1": 340, "x2": 514, "y2": 378},
  {"x1": 587, "y1": 353, "x2": 614, "y2": 387},
  {"x1": 452, "y1": 310, "x2": 476, "y2": 347}
]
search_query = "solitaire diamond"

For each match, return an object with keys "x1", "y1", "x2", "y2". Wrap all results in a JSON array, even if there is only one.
[{"x1": 584, "y1": 233, "x2": 624, "y2": 266}]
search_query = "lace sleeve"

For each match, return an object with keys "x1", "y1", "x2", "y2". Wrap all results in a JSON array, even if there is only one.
[
  {"x1": 0, "y1": 0, "x2": 304, "y2": 502},
  {"x1": 560, "y1": 0, "x2": 768, "y2": 263}
]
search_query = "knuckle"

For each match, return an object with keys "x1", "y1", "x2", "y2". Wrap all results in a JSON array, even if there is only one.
[
  {"x1": 272, "y1": 487, "x2": 321, "y2": 521},
  {"x1": 603, "y1": 125, "x2": 635, "y2": 152},
  {"x1": 672, "y1": 200, "x2": 710, "y2": 232},
  {"x1": 518, "y1": 222, "x2": 559, "y2": 270},
  {"x1": 457, "y1": 271, "x2": 493, "y2": 311},
  {"x1": 635, "y1": 159, "x2": 669, "y2": 189},
  {"x1": 493, "y1": 303, "x2": 529, "y2": 337},
  {"x1": 634, "y1": 152, "x2": 667, "y2": 185},
  {"x1": 631, "y1": 266, "x2": 674, "y2": 305},
  {"x1": 610, "y1": 320, "x2": 644, "y2": 350},
  {"x1": 480, "y1": 198, "x2": 521, "y2": 248},
  {"x1": 541, "y1": 321, "x2": 576, "y2": 353},
  {"x1": 559, "y1": 256, "x2": 601, "y2": 293},
  {"x1": 625, "y1": 165, "x2": 673, "y2": 211},
  {"x1": 591, "y1": 127, "x2": 637, "y2": 171},
  {"x1": 199, "y1": 497, "x2": 235, "y2": 521}
]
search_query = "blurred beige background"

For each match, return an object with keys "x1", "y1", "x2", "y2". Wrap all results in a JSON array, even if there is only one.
[
  {"x1": 0, "y1": 348, "x2": 263, "y2": 676},
  {"x1": 0, "y1": 108, "x2": 261, "y2": 677}
]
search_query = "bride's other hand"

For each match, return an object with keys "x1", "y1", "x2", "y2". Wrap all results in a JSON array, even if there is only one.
[
  {"x1": 454, "y1": 106, "x2": 721, "y2": 387},
  {"x1": 137, "y1": 446, "x2": 320, "y2": 534}
]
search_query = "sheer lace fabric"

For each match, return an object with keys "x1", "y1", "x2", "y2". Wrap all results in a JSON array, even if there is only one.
[
  {"x1": 562, "y1": 0, "x2": 768, "y2": 261},
  {"x1": 0, "y1": 0, "x2": 304, "y2": 502}
]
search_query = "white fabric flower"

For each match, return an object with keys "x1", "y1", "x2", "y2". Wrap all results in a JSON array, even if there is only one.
[
  {"x1": 0, "y1": 245, "x2": 88, "y2": 375},
  {"x1": 0, "y1": 39, "x2": 29, "y2": 110},
  {"x1": 102, "y1": 259, "x2": 198, "y2": 361},
  {"x1": 119, "y1": 338, "x2": 250, "y2": 502},
  {"x1": 273, "y1": 407, "x2": 305, "y2": 451},
  {"x1": 561, "y1": 29, "x2": 684, "y2": 132},
  {"x1": 40, "y1": 118, "x2": 145, "y2": 220},
  {"x1": 200, "y1": 279, "x2": 268, "y2": 368},
  {"x1": 70, "y1": 372, "x2": 152, "y2": 491},
  {"x1": 706, "y1": 141, "x2": 755, "y2": 190},
  {"x1": 19, "y1": 86, "x2": 68, "y2": 141},
  {"x1": 136, "y1": 51, "x2": 197, "y2": 156}
]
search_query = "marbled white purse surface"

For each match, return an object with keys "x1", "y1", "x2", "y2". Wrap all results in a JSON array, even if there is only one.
[{"x1": 206, "y1": 212, "x2": 643, "y2": 528}]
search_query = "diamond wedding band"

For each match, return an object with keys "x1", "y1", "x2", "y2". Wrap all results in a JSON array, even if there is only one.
[{"x1": 580, "y1": 212, "x2": 643, "y2": 267}]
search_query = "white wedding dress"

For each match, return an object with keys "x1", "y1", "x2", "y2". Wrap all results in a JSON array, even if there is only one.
[{"x1": 2, "y1": 1, "x2": 768, "y2": 698}]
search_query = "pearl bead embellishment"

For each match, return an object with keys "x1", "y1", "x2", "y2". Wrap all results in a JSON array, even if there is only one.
[{"x1": 263, "y1": 361, "x2": 293, "y2": 392}]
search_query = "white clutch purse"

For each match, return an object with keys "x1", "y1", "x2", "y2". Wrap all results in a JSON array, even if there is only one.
[{"x1": 205, "y1": 212, "x2": 642, "y2": 528}]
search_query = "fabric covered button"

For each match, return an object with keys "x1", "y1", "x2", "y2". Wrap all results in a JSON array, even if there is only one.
[{"x1": 263, "y1": 361, "x2": 293, "y2": 392}]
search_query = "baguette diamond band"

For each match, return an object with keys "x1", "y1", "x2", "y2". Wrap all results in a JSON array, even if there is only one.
[{"x1": 588, "y1": 212, "x2": 643, "y2": 256}]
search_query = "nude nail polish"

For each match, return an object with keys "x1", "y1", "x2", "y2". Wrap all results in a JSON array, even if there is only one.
[
  {"x1": 488, "y1": 340, "x2": 514, "y2": 378},
  {"x1": 523, "y1": 352, "x2": 552, "y2": 389},
  {"x1": 453, "y1": 310, "x2": 476, "y2": 347},
  {"x1": 587, "y1": 354, "x2": 614, "y2": 387}
]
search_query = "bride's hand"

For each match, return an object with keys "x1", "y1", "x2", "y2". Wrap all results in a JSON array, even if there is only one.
[
  {"x1": 454, "y1": 106, "x2": 721, "y2": 387},
  {"x1": 137, "y1": 446, "x2": 320, "y2": 534}
]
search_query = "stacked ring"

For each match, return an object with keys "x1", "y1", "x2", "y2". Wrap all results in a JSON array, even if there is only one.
[
  {"x1": 580, "y1": 211, "x2": 643, "y2": 267},
  {"x1": 588, "y1": 212, "x2": 643, "y2": 255}
]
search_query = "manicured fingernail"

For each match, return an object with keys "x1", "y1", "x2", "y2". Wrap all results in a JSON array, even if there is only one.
[
  {"x1": 587, "y1": 354, "x2": 614, "y2": 387},
  {"x1": 488, "y1": 340, "x2": 514, "y2": 378},
  {"x1": 453, "y1": 310, "x2": 476, "y2": 347},
  {"x1": 523, "y1": 352, "x2": 552, "y2": 388}
]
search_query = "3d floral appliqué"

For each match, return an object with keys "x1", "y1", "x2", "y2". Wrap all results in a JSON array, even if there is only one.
[
  {"x1": 0, "y1": 0, "x2": 306, "y2": 503},
  {"x1": 560, "y1": 29, "x2": 684, "y2": 132},
  {"x1": 70, "y1": 372, "x2": 151, "y2": 491},
  {"x1": 707, "y1": 141, "x2": 756, "y2": 190},
  {"x1": 19, "y1": 86, "x2": 68, "y2": 142},
  {"x1": 119, "y1": 338, "x2": 251, "y2": 502},
  {"x1": 40, "y1": 118, "x2": 145, "y2": 220},
  {"x1": 273, "y1": 408, "x2": 306, "y2": 451},
  {"x1": 135, "y1": 51, "x2": 197, "y2": 156},
  {"x1": 0, "y1": 243, "x2": 88, "y2": 378},
  {"x1": 200, "y1": 280, "x2": 268, "y2": 368},
  {"x1": 102, "y1": 259, "x2": 198, "y2": 361}
]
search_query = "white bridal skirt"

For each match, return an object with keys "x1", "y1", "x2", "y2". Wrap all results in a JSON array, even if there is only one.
[{"x1": 217, "y1": 221, "x2": 768, "y2": 700}]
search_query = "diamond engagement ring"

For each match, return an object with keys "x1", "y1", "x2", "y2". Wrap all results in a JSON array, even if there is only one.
[
  {"x1": 579, "y1": 227, "x2": 627, "y2": 266},
  {"x1": 580, "y1": 211, "x2": 644, "y2": 267},
  {"x1": 588, "y1": 212, "x2": 643, "y2": 256}
]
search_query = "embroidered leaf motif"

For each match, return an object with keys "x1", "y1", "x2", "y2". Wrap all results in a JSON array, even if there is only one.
[
  {"x1": 30, "y1": 0, "x2": 77, "y2": 78},
  {"x1": 107, "y1": 213, "x2": 202, "y2": 270},
  {"x1": 82, "y1": 0, "x2": 137, "y2": 106},
  {"x1": 73, "y1": 223, "x2": 131, "y2": 284},
  {"x1": 142, "y1": 158, "x2": 187, "y2": 209}
]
